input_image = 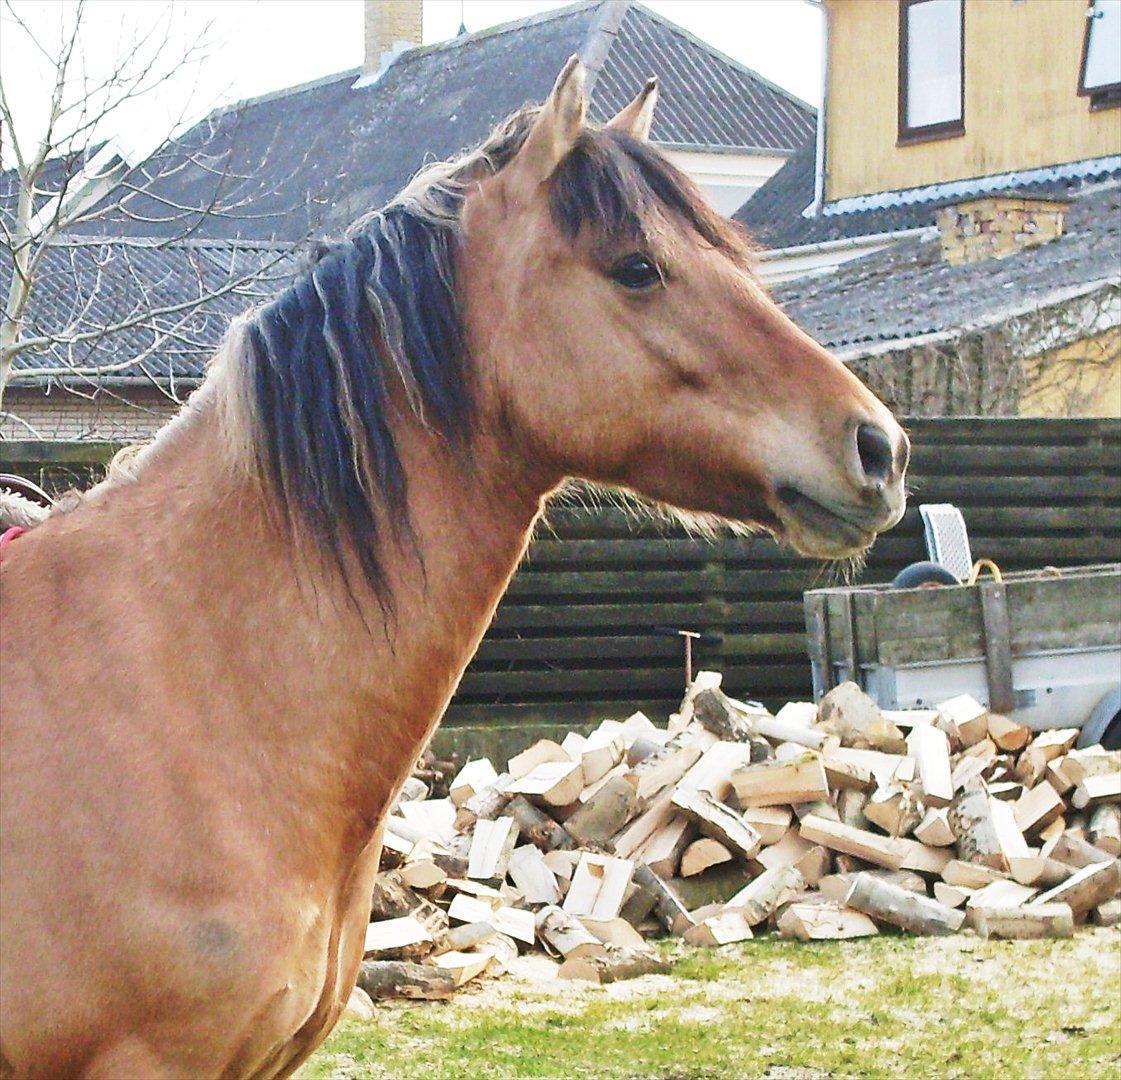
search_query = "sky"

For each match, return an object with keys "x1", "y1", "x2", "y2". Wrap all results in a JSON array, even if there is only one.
[{"x1": 0, "y1": 0, "x2": 822, "y2": 164}]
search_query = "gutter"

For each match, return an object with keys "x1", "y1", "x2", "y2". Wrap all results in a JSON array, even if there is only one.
[
  {"x1": 759, "y1": 225, "x2": 936, "y2": 262},
  {"x1": 807, "y1": 0, "x2": 828, "y2": 215}
]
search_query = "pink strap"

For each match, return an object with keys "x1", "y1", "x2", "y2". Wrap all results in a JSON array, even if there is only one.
[{"x1": 0, "y1": 526, "x2": 27, "y2": 558}]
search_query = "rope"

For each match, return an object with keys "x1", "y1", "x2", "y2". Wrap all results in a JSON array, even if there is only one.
[{"x1": 966, "y1": 558, "x2": 1003, "y2": 585}]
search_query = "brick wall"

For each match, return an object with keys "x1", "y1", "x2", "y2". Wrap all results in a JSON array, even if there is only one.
[
  {"x1": 1, "y1": 386, "x2": 181, "y2": 442},
  {"x1": 936, "y1": 196, "x2": 1068, "y2": 266}
]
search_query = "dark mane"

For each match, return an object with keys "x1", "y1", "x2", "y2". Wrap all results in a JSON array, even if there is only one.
[{"x1": 243, "y1": 110, "x2": 750, "y2": 613}]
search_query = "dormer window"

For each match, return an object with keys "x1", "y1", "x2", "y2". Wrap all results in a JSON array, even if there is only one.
[
  {"x1": 898, "y1": 0, "x2": 965, "y2": 144},
  {"x1": 1079, "y1": 0, "x2": 1121, "y2": 110}
]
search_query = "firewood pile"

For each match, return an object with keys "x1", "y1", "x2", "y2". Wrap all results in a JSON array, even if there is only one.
[{"x1": 351, "y1": 674, "x2": 1121, "y2": 1009}]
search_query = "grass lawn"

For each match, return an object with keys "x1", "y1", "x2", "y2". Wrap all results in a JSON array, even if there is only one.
[{"x1": 299, "y1": 926, "x2": 1120, "y2": 1079}]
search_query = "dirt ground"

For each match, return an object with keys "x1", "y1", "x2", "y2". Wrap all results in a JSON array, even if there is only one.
[{"x1": 299, "y1": 926, "x2": 1121, "y2": 1079}]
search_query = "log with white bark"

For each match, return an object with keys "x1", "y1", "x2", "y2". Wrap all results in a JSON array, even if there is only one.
[
  {"x1": 799, "y1": 815, "x2": 906, "y2": 870},
  {"x1": 632, "y1": 863, "x2": 694, "y2": 933},
  {"x1": 726, "y1": 865, "x2": 804, "y2": 926},
  {"x1": 508, "y1": 739, "x2": 571, "y2": 779},
  {"x1": 565, "y1": 775, "x2": 639, "y2": 848},
  {"x1": 504, "y1": 794, "x2": 576, "y2": 852},
  {"x1": 777, "y1": 901, "x2": 879, "y2": 940},
  {"x1": 907, "y1": 724, "x2": 953, "y2": 807},
  {"x1": 363, "y1": 916, "x2": 436, "y2": 961},
  {"x1": 357, "y1": 960, "x2": 457, "y2": 1001},
  {"x1": 534, "y1": 905, "x2": 606, "y2": 959},
  {"x1": 845, "y1": 873, "x2": 965, "y2": 935},
  {"x1": 677, "y1": 741, "x2": 754, "y2": 800},
  {"x1": 670, "y1": 787, "x2": 763, "y2": 859},
  {"x1": 612, "y1": 789, "x2": 676, "y2": 859},
  {"x1": 731, "y1": 755, "x2": 830, "y2": 807},
  {"x1": 949, "y1": 787, "x2": 1008, "y2": 869},
  {"x1": 506, "y1": 760, "x2": 585, "y2": 808},
  {"x1": 558, "y1": 947, "x2": 672, "y2": 983},
  {"x1": 456, "y1": 776, "x2": 514, "y2": 831},
  {"x1": 1089, "y1": 803, "x2": 1121, "y2": 856},
  {"x1": 683, "y1": 908, "x2": 755, "y2": 946},
  {"x1": 1034, "y1": 859, "x2": 1121, "y2": 917},
  {"x1": 1072, "y1": 773, "x2": 1121, "y2": 810},
  {"x1": 972, "y1": 903, "x2": 1074, "y2": 940}
]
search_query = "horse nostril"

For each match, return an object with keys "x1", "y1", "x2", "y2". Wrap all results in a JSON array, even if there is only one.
[{"x1": 856, "y1": 423, "x2": 895, "y2": 486}]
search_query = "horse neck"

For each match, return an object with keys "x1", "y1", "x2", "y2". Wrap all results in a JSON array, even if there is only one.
[{"x1": 104, "y1": 385, "x2": 554, "y2": 852}]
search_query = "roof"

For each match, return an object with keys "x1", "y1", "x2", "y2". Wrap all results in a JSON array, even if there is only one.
[
  {"x1": 772, "y1": 183, "x2": 1121, "y2": 357},
  {"x1": 67, "y1": 1, "x2": 814, "y2": 242},
  {"x1": 2, "y1": 238, "x2": 296, "y2": 386},
  {"x1": 736, "y1": 141, "x2": 1121, "y2": 250}
]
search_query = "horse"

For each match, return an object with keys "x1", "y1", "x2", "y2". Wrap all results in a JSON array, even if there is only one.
[{"x1": 0, "y1": 59, "x2": 908, "y2": 1079}]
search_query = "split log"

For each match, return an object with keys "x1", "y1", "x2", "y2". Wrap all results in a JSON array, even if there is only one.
[
  {"x1": 558, "y1": 947, "x2": 672, "y2": 983},
  {"x1": 627, "y1": 730, "x2": 708, "y2": 801},
  {"x1": 836, "y1": 790, "x2": 870, "y2": 831},
  {"x1": 357, "y1": 960, "x2": 457, "y2": 1001},
  {"x1": 972, "y1": 903, "x2": 1074, "y2": 940},
  {"x1": 363, "y1": 916, "x2": 436, "y2": 961},
  {"x1": 731, "y1": 755, "x2": 830, "y2": 807},
  {"x1": 986, "y1": 714, "x2": 1031, "y2": 753},
  {"x1": 894, "y1": 836, "x2": 954, "y2": 875},
  {"x1": 447, "y1": 894, "x2": 535, "y2": 944},
  {"x1": 429, "y1": 950, "x2": 491, "y2": 986},
  {"x1": 683, "y1": 908, "x2": 755, "y2": 946},
  {"x1": 438, "y1": 921, "x2": 497, "y2": 954},
  {"x1": 864, "y1": 787, "x2": 922, "y2": 838},
  {"x1": 907, "y1": 724, "x2": 953, "y2": 807},
  {"x1": 1007, "y1": 856, "x2": 1072, "y2": 888},
  {"x1": 504, "y1": 794, "x2": 575, "y2": 852},
  {"x1": 793, "y1": 799, "x2": 839, "y2": 823},
  {"x1": 934, "y1": 695, "x2": 990, "y2": 748},
  {"x1": 940, "y1": 860, "x2": 1008, "y2": 888},
  {"x1": 1072, "y1": 773, "x2": 1121, "y2": 810},
  {"x1": 678, "y1": 741, "x2": 754, "y2": 800},
  {"x1": 467, "y1": 816, "x2": 519, "y2": 882},
  {"x1": 449, "y1": 758, "x2": 499, "y2": 807},
  {"x1": 369, "y1": 871, "x2": 427, "y2": 921},
  {"x1": 1035, "y1": 859, "x2": 1121, "y2": 917},
  {"x1": 692, "y1": 688, "x2": 756, "y2": 741},
  {"x1": 612, "y1": 789, "x2": 676, "y2": 860},
  {"x1": 632, "y1": 864, "x2": 694, "y2": 933},
  {"x1": 1094, "y1": 898, "x2": 1121, "y2": 926},
  {"x1": 933, "y1": 882, "x2": 975, "y2": 908},
  {"x1": 476, "y1": 933, "x2": 519, "y2": 974},
  {"x1": 578, "y1": 729, "x2": 625, "y2": 786},
  {"x1": 796, "y1": 845, "x2": 832, "y2": 887},
  {"x1": 965, "y1": 879, "x2": 1038, "y2": 918},
  {"x1": 777, "y1": 901, "x2": 878, "y2": 940},
  {"x1": 506, "y1": 760, "x2": 585, "y2": 808},
  {"x1": 457, "y1": 775, "x2": 514, "y2": 830},
  {"x1": 670, "y1": 787, "x2": 763, "y2": 859},
  {"x1": 739, "y1": 707, "x2": 827, "y2": 751},
  {"x1": 726, "y1": 866, "x2": 804, "y2": 926},
  {"x1": 1046, "y1": 758, "x2": 1075, "y2": 796},
  {"x1": 1013, "y1": 783, "x2": 1065, "y2": 837},
  {"x1": 681, "y1": 837, "x2": 734, "y2": 878},
  {"x1": 826, "y1": 746, "x2": 915, "y2": 787},
  {"x1": 397, "y1": 799, "x2": 457, "y2": 844},
  {"x1": 1062, "y1": 748, "x2": 1121, "y2": 786},
  {"x1": 535, "y1": 905, "x2": 606, "y2": 959},
  {"x1": 822, "y1": 755, "x2": 874, "y2": 793},
  {"x1": 578, "y1": 916, "x2": 647, "y2": 950},
  {"x1": 507, "y1": 844, "x2": 562, "y2": 906},
  {"x1": 343, "y1": 985, "x2": 376, "y2": 1021},
  {"x1": 914, "y1": 808, "x2": 956, "y2": 847},
  {"x1": 820, "y1": 869, "x2": 926, "y2": 905},
  {"x1": 845, "y1": 873, "x2": 965, "y2": 935},
  {"x1": 817, "y1": 682, "x2": 902, "y2": 752},
  {"x1": 508, "y1": 740, "x2": 571, "y2": 780},
  {"x1": 757, "y1": 829, "x2": 814, "y2": 871},
  {"x1": 949, "y1": 787, "x2": 1008, "y2": 869},
  {"x1": 565, "y1": 776, "x2": 639, "y2": 848},
  {"x1": 1089, "y1": 803, "x2": 1121, "y2": 856},
  {"x1": 1049, "y1": 831, "x2": 1115, "y2": 870},
  {"x1": 799, "y1": 815, "x2": 906, "y2": 870},
  {"x1": 1015, "y1": 729, "x2": 1079, "y2": 787},
  {"x1": 399, "y1": 859, "x2": 448, "y2": 893},
  {"x1": 563, "y1": 853, "x2": 634, "y2": 920},
  {"x1": 741, "y1": 805, "x2": 794, "y2": 845},
  {"x1": 636, "y1": 815, "x2": 693, "y2": 879}
]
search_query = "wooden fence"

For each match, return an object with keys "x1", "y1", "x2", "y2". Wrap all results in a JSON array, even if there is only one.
[{"x1": 4, "y1": 418, "x2": 1119, "y2": 739}]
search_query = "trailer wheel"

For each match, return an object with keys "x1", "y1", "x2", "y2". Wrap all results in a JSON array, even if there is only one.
[
  {"x1": 891, "y1": 561, "x2": 959, "y2": 589},
  {"x1": 1080, "y1": 688, "x2": 1121, "y2": 749}
]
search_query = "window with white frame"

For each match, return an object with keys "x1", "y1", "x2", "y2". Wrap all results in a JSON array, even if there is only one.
[
  {"x1": 1080, "y1": 0, "x2": 1121, "y2": 109},
  {"x1": 899, "y1": 0, "x2": 965, "y2": 142}
]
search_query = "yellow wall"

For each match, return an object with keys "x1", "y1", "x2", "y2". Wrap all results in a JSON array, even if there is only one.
[
  {"x1": 825, "y1": 0, "x2": 1121, "y2": 201},
  {"x1": 1021, "y1": 328, "x2": 1121, "y2": 418}
]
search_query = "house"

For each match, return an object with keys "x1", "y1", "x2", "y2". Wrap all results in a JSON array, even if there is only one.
[
  {"x1": 2, "y1": 0, "x2": 815, "y2": 441},
  {"x1": 734, "y1": 0, "x2": 1120, "y2": 417}
]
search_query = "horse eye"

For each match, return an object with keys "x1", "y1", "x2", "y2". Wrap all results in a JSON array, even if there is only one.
[{"x1": 609, "y1": 254, "x2": 662, "y2": 290}]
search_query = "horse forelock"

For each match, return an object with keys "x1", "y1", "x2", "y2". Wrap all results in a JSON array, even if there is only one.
[{"x1": 226, "y1": 105, "x2": 749, "y2": 614}]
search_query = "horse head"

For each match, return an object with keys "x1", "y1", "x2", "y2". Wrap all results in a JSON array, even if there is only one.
[{"x1": 459, "y1": 58, "x2": 908, "y2": 558}]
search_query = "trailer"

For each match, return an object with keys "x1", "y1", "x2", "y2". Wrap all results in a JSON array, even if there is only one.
[{"x1": 804, "y1": 563, "x2": 1121, "y2": 748}]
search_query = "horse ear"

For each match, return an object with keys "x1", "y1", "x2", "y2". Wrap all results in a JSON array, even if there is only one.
[
  {"x1": 510, "y1": 56, "x2": 587, "y2": 187},
  {"x1": 606, "y1": 78, "x2": 658, "y2": 140}
]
